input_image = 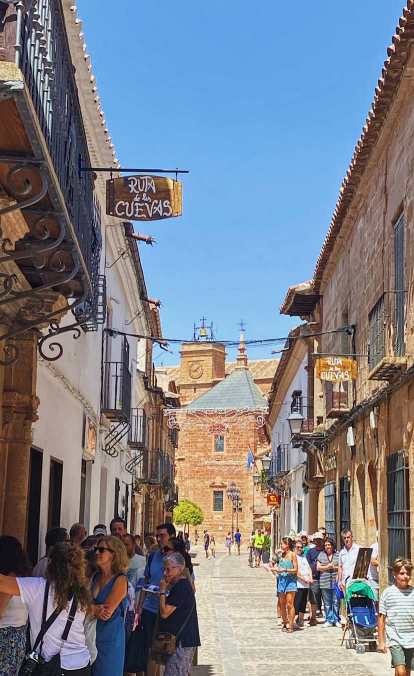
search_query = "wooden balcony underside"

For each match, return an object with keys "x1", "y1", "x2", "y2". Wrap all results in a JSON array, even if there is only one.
[{"x1": 368, "y1": 356, "x2": 407, "y2": 381}]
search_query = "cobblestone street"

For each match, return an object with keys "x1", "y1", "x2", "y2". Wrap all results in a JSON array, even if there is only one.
[{"x1": 193, "y1": 548, "x2": 390, "y2": 676}]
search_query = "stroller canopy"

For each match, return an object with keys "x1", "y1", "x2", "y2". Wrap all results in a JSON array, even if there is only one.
[{"x1": 345, "y1": 580, "x2": 376, "y2": 604}]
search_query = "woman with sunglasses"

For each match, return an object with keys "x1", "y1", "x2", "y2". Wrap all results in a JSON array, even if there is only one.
[{"x1": 91, "y1": 536, "x2": 128, "y2": 676}]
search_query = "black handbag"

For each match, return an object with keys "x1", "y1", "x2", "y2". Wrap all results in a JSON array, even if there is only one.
[
  {"x1": 125, "y1": 621, "x2": 148, "y2": 673},
  {"x1": 19, "y1": 581, "x2": 78, "y2": 676}
]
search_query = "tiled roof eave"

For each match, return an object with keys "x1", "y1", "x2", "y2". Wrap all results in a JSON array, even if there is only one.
[
  {"x1": 184, "y1": 405, "x2": 268, "y2": 412},
  {"x1": 313, "y1": 1, "x2": 414, "y2": 292}
]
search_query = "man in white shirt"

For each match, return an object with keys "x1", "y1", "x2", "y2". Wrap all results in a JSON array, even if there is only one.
[
  {"x1": 337, "y1": 529, "x2": 360, "y2": 589},
  {"x1": 123, "y1": 533, "x2": 146, "y2": 586}
]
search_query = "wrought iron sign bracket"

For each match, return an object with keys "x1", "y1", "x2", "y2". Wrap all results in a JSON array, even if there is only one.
[{"x1": 78, "y1": 159, "x2": 189, "y2": 179}]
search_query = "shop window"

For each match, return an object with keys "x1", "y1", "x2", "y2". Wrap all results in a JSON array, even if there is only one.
[
  {"x1": 213, "y1": 490, "x2": 224, "y2": 512},
  {"x1": 324, "y1": 482, "x2": 336, "y2": 543},
  {"x1": 27, "y1": 447, "x2": 43, "y2": 565},
  {"x1": 297, "y1": 501, "x2": 303, "y2": 533},
  {"x1": 214, "y1": 435, "x2": 225, "y2": 452},
  {"x1": 387, "y1": 451, "x2": 410, "y2": 580},
  {"x1": 48, "y1": 458, "x2": 63, "y2": 529},
  {"x1": 339, "y1": 476, "x2": 351, "y2": 537}
]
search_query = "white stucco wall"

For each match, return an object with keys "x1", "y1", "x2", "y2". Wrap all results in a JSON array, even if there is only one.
[{"x1": 270, "y1": 354, "x2": 309, "y2": 537}]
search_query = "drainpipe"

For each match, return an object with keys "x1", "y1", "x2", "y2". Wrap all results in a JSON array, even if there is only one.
[{"x1": 14, "y1": 1, "x2": 25, "y2": 67}]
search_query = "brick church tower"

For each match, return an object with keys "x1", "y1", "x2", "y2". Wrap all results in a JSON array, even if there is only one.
[{"x1": 171, "y1": 330, "x2": 277, "y2": 539}]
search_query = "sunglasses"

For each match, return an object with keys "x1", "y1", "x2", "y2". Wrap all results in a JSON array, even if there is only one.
[{"x1": 94, "y1": 546, "x2": 114, "y2": 554}]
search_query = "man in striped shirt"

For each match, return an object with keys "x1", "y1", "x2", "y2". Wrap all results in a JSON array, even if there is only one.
[{"x1": 378, "y1": 558, "x2": 414, "y2": 676}]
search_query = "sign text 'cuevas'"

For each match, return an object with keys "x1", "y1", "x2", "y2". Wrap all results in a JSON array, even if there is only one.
[{"x1": 106, "y1": 175, "x2": 182, "y2": 221}]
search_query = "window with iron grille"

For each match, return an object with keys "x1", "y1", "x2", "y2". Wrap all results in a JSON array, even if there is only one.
[
  {"x1": 394, "y1": 213, "x2": 405, "y2": 357},
  {"x1": 339, "y1": 476, "x2": 351, "y2": 534},
  {"x1": 325, "y1": 381, "x2": 349, "y2": 416},
  {"x1": 368, "y1": 295, "x2": 385, "y2": 370},
  {"x1": 387, "y1": 451, "x2": 410, "y2": 581},
  {"x1": 291, "y1": 390, "x2": 303, "y2": 414},
  {"x1": 214, "y1": 435, "x2": 225, "y2": 452},
  {"x1": 324, "y1": 482, "x2": 336, "y2": 543},
  {"x1": 213, "y1": 490, "x2": 224, "y2": 512}
]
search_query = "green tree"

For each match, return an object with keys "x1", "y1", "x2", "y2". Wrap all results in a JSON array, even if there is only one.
[{"x1": 173, "y1": 499, "x2": 204, "y2": 533}]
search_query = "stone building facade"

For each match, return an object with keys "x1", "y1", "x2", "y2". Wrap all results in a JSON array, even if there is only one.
[
  {"x1": 279, "y1": 1, "x2": 414, "y2": 587},
  {"x1": 164, "y1": 336, "x2": 277, "y2": 538},
  {"x1": 0, "y1": 1, "x2": 175, "y2": 558}
]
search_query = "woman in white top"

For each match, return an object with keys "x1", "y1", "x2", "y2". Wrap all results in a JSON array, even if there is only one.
[
  {"x1": 0, "y1": 541, "x2": 91, "y2": 675},
  {"x1": 0, "y1": 536, "x2": 30, "y2": 675},
  {"x1": 294, "y1": 539, "x2": 313, "y2": 628}
]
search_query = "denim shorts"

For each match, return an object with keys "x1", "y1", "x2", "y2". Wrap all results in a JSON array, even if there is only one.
[
  {"x1": 277, "y1": 574, "x2": 297, "y2": 594},
  {"x1": 390, "y1": 646, "x2": 414, "y2": 669}
]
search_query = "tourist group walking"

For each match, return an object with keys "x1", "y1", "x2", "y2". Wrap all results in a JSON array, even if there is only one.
[{"x1": 0, "y1": 520, "x2": 200, "y2": 676}]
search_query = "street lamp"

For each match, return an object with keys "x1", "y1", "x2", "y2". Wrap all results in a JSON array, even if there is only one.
[
  {"x1": 287, "y1": 410, "x2": 304, "y2": 436},
  {"x1": 261, "y1": 453, "x2": 272, "y2": 473},
  {"x1": 227, "y1": 482, "x2": 241, "y2": 538}
]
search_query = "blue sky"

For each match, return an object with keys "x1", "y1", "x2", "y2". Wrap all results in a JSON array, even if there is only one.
[{"x1": 77, "y1": 1, "x2": 404, "y2": 365}]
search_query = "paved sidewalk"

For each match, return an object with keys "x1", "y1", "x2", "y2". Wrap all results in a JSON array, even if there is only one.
[{"x1": 192, "y1": 547, "x2": 390, "y2": 676}]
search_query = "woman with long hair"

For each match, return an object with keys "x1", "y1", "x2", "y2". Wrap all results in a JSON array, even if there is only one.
[
  {"x1": 273, "y1": 537, "x2": 298, "y2": 633},
  {"x1": 91, "y1": 536, "x2": 128, "y2": 676},
  {"x1": 0, "y1": 541, "x2": 91, "y2": 675},
  {"x1": 0, "y1": 536, "x2": 30, "y2": 675}
]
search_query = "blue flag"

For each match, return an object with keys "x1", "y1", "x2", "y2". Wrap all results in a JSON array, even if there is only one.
[{"x1": 246, "y1": 448, "x2": 255, "y2": 470}]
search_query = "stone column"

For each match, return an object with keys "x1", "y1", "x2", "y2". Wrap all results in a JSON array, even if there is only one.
[
  {"x1": 307, "y1": 483, "x2": 320, "y2": 533},
  {"x1": 0, "y1": 331, "x2": 38, "y2": 543}
]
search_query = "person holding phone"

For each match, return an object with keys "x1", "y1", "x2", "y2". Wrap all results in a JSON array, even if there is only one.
[{"x1": 158, "y1": 553, "x2": 200, "y2": 676}]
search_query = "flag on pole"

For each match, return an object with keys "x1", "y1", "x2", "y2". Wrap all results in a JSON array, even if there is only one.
[{"x1": 246, "y1": 448, "x2": 255, "y2": 470}]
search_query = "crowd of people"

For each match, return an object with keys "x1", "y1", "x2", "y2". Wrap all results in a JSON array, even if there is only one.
[
  {"x1": 266, "y1": 527, "x2": 377, "y2": 634},
  {"x1": 0, "y1": 518, "x2": 200, "y2": 676}
]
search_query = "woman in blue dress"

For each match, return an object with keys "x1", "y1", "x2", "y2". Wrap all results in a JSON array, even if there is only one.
[
  {"x1": 91, "y1": 536, "x2": 128, "y2": 676},
  {"x1": 274, "y1": 537, "x2": 298, "y2": 633}
]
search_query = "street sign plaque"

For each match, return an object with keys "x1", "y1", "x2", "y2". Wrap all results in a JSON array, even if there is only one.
[
  {"x1": 315, "y1": 356, "x2": 357, "y2": 382},
  {"x1": 106, "y1": 175, "x2": 182, "y2": 221},
  {"x1": 267, "y1": 493, "x2": 281, "y2": 507}
]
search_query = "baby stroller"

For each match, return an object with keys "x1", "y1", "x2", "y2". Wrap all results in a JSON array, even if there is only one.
[{"x1": 341, "y1": 580, "x2": 377, "y2": 654}]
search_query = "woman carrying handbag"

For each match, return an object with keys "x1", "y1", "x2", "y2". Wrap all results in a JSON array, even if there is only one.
[
  {"x1": 0, "y1": 542, "x2": 91, "y2": 675},
  {"x1": 155, "y1": 552, "x2": 200, "y2": 676}
]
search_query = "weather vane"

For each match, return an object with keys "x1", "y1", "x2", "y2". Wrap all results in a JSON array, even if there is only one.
[{"x1": 193, "y1": 316, "x2": 214, "y2": 341}]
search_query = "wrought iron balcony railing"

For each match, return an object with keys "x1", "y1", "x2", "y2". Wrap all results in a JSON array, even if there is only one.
[
  {"x1": 270, "y1": 444, "x2": 290, "y2": 477},
  {"x1": 128, "y1": 408, "x2": 147, "y2": 449},
  {"x1": 0, "y1": 1, "x2": 104, "y2": 361},
  {"x1": 102, "y1": 361, "x2": 132, "y2": 422}
]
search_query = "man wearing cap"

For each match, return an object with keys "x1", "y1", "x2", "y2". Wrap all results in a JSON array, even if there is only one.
[
  {"x1": 93, "y1": 524, "x2": 107, "y2": 537},
  {"x1": 300, "y1": 531, "x2": 311, "y2": 556},
  {"x1": 306, "y1": 532, "x2": 325, "y2": 626}
]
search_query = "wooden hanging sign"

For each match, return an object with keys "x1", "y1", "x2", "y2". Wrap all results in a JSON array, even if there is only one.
[
  {"x1": 315, "y1": 356, "x2": 357, "y2": 382},
  {"x1": 106, "y1": 175, "x2": 182, "y2": 221},
  {"x1": 267, "y1": 493, "x2": 281, "y2": 507}
]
